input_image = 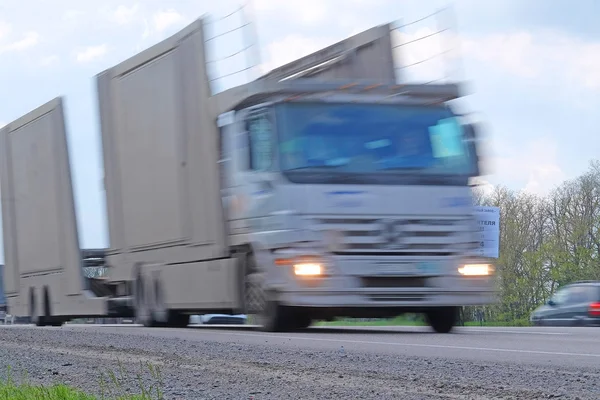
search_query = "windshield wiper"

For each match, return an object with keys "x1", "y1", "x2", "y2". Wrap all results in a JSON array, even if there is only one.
[
  {"x1": 376, "y1": 166, "x2": 428, "y2": 171},
  {"x1": 322, "y1": 173, "x2": 372, "y2": 184},
  {"x1": 285, "y1": 165, "x2": 344, "y2": 171},
  {"x1": 283, "y1": 168, "x2": 372, "y2": 184}
]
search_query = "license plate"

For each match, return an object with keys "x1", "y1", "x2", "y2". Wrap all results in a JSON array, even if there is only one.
[
  {"x1": 374, "y1": 262, "x2": 439, "y2": 276},
  {"x1": 374, "y1": 263, "x2": 419, "y2": 276}
]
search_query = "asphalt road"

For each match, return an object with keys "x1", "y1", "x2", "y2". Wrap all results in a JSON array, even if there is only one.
[
  {"x1": 74, "y1": 324, "x2": 600, "y2": 368},
  {"x1": 0, "y1": 324, "x2": 598, "y2": 399}
]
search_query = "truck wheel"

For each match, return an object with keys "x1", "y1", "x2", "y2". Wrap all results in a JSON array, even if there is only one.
[
  {"x1": 242, "y1": 253, "x2": 291, "y2": 332},
  {"x1": 256, "y1": 297, "x2": 290, "y2": 332},
  {"x1": 290, "y1": 311, "x2": 312, "y2": 331},
  {"x1": 426, "y1": 307, "x2": 458, "y2": 334}
]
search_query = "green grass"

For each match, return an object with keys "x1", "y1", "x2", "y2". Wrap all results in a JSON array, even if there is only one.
[
  {"x1": 0, "y1": 382, "x2": 96, "y2": 399},
  {"x1": 0, "y1": 361, "x2": 164, "y2": 400},
  {"x1": 0, "y1": 381, "x2": 154, "y2": 400}
]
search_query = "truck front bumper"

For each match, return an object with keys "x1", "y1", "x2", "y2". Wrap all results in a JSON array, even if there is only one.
[
  {"x1": 277, "y1": 286, "x2": 496, "y2": 309},
  {"x1": 260, "y1": 252, "x2": 498, "y2": 309}
]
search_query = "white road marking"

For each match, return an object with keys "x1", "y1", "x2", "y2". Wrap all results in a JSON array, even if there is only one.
[
  {"x1": 219, "y1": 331, "x2": 600, "y2": 358},
  {"x1": 461, "y1": 328, "x2": 568, "y2": 335}
]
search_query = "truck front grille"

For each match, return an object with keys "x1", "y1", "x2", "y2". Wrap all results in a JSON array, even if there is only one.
[{"x1": 313, "y1": 216, "x2": 477, "y2": 257}]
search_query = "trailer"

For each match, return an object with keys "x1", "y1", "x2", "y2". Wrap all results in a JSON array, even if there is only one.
[
  {"x1": 0, "y1": 18, "x2": 497, "y2": 333},
  {"x1": 0, "y1": 99, "x2": 108, "y2": 325}
]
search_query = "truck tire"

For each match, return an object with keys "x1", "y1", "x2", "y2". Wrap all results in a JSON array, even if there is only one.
[
  {"x1": 289, "y1": 310, "x2": 312, "y2": 331},
  {"x1": 241, "y1": 256, "x2": 289, "y2": 332},
  {"x1": 256, "y1": 296, "x2": 291, "y2": 332},
  {"x1": 426, "y1": 307, "x2": 458, "y2": 334},
  {"x1": 166, "y1": 312, "x2": 189, "y2": 328}
]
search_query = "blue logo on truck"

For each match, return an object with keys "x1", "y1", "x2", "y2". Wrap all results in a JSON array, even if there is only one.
[
  {"x1": 325, "y1": 191, "x2": 366, "y2": 208},
  {"x1": 441, "y1": 197, "x2": 472, "y2": 208}
]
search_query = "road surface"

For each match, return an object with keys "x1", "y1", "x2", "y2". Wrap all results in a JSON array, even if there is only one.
[{"x1": 0, "y1": 324, "x2": 597, "y2": 399}]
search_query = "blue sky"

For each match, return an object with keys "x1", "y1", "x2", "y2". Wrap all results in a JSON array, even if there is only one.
[{"x1": 0, "y1": 0, "x2": 598, "y2": 253}]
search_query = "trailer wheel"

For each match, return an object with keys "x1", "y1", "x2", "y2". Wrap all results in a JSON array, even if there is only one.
[
  {"x1": 30, "y1": 288, "x2": 46, "y2": 327},
  {"x1": 152, "y1": 278, "x2": 189, "y2": 328},
  {"x1": 425, "y1": 306, "x2": 458, "y2": 334},
  {"x1": 134, "y1": 273, "x2": 157, "y2": 327},
  {"x1": 166, "y1": 312, "x2": 189, "y2": 328},
  {"x1": 41, "y1": 287, "x2": 64, "y2": 327}
]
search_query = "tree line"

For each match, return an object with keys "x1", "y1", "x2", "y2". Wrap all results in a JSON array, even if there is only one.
[{"x1": 470, "y1": 160, "x2": 600, "y2": 325}]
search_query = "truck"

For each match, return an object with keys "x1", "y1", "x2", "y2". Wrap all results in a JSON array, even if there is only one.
[{"x1": 0, "y1": 17, "x2": 497, "y2": 333}]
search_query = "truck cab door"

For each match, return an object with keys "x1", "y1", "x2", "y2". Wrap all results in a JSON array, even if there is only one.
[{"x1": 230, "y1": 107, "x2": 279, "y2": 227}]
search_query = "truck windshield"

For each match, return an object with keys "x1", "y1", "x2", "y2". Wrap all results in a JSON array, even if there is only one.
[{"x1": 276, "y1": 102, "x2": 475, "y2": 180}]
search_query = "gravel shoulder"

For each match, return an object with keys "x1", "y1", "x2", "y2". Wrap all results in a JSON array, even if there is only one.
[{"x1": 0, "y1": 326, "x2": 597, "y2": 400}]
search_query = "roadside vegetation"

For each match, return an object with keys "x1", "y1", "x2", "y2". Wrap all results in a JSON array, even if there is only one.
[
  {"x1": 469, "y1": 160, "x2": 600, "y2": 326},
  {"x1": 0, "y1": 363, "x2": 164, "y2": 400}
]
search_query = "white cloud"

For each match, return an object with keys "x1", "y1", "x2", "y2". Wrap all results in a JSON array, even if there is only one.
[
  {"x1": 259, "y1": 34, "x2": 333, "y2": 74},
  {"x1": 0, "y1": 21, "x2": 10, "y2": 40},
  {"x1": 254, "y1": 0, "x2": 329, "y2": 25},
  {"x1": 112, "y1": 4, "x2": 140, "y2": 25},
  {"x1": 572, "y1": 42, "x2": 600, "y2": 90},
  {"x1": 76, "y1": 44, "x2": 108, "y2": 63},
  {"x1": 462, "y1": 33, "x2": 537, "y2": 78},
  {"x1": 0, "y1": 31, "x2": 40, "y2": 54},
  {"x1": 40, "y1": 55, "x2": 60, "y2": 67},
  {"x1": 461, "y1": 31, "x2": 600, "y2": 91},
  {"x1": 388, "y1": 26, "x2": 600, "y2": 91},
  {"x1": 152, "y1": 9, "x2": 185, "y2": 33},
  {"x1": 490, "y1": 137, "x2": 566, "y2": 196},
  {"x1": 63, "y1": 10, "x2": 86, "y2": 21}
]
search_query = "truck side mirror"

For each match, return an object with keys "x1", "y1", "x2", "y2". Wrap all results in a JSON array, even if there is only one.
[{"x1": 463, "y1": 123, "x2": 482, "y2": 177}]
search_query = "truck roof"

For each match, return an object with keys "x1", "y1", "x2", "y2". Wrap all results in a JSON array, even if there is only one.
[{"x1": 213, "y1": 78, "x2": 464, "y2": 114}]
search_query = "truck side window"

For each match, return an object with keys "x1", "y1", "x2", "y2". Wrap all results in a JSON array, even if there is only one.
[{"x1": 246, "y1": 112, "x2": 273, "y2": 171}]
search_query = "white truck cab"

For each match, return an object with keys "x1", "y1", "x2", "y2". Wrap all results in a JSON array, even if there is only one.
[{"x1": 218, "y1": 81, "x2": 495, "y2": 332}]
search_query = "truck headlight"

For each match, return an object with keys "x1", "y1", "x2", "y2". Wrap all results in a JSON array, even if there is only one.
[
  {"x1": 293, "y1": 263, "x2": 323, "y2": 276},
  {"x1": 274, "y1": 255, "x2": 325, "y2": 277},
  {"x1": 458, "y1": 263, "x2": 494, "y2": 276}
]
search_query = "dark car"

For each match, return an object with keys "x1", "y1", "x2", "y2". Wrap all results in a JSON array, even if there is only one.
[{"x1": 530, "y1": 281, "x2": 600, "y2": 327}]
